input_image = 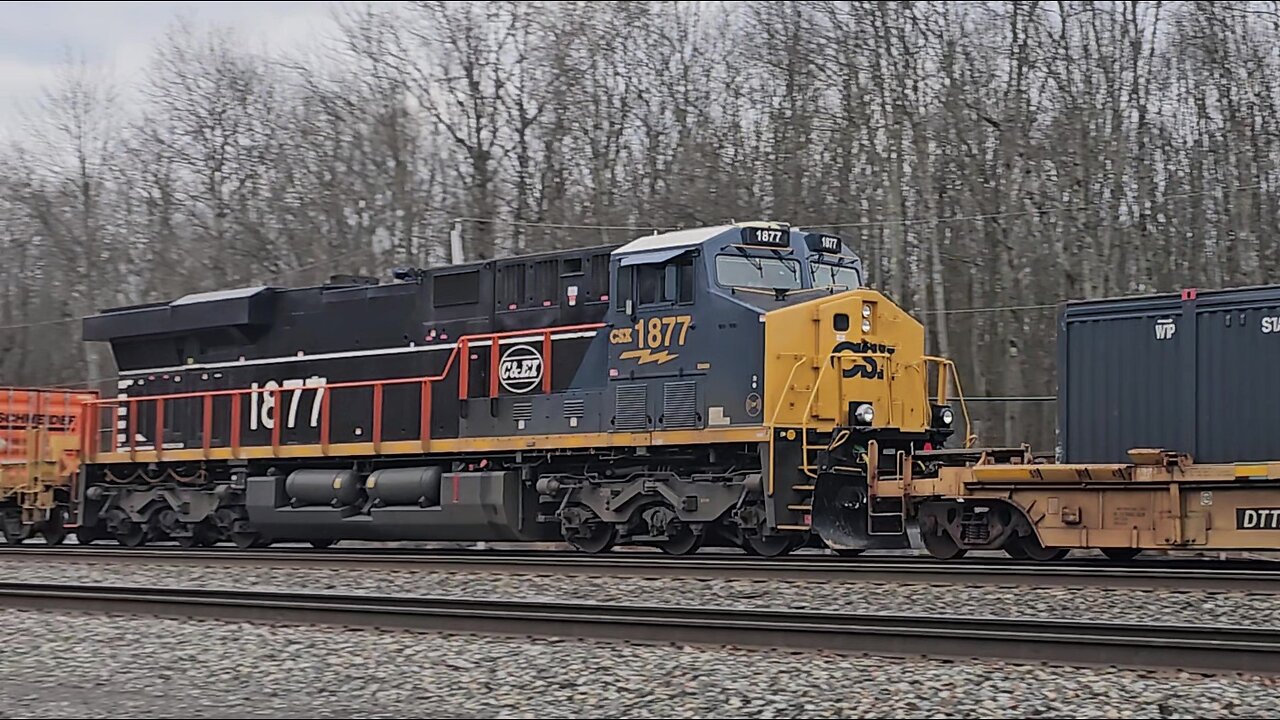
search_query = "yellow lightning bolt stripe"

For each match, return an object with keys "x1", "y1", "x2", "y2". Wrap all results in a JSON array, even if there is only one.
[{"x1": 619, "y1": 349, "x2": 678, "y2": 365}]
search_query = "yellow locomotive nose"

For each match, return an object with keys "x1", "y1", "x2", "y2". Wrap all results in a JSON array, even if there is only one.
[{"x1": 762, "y1": 289, "x2": 933, "y2": 434}]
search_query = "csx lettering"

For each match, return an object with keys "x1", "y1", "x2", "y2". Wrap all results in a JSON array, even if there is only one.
[
  {"x1": 831, "y1": 340, "x2": 891, "y2": 380},
  {"x1": 609, "y1": 328, "x2": 634, "y2": 344},
  {"x1": 1237, "y1": 508, "x2": 1280, "y2": 530}
]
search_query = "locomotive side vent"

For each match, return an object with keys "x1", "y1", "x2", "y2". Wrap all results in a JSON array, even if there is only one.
[
  {"x1": 614, "y1": 384, "x2": 648, "y2": 431},
  {"x1": 512, "y1": 401, "x2": 534, "y2": 422},
  {"x1": 662, "y1": 381, "x2": 698, "y2": 428},
  {"x1": 563, "y1": 398, "x2": 585, "y2": 419}
]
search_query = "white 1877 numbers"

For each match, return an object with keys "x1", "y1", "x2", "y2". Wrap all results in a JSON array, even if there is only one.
[{"x1": 249, "y1": 376, "x2": 328, "y2": 430}]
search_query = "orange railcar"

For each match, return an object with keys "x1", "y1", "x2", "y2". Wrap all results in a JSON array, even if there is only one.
[{"x1": 0, "y1": 386, "x2": 96, "y2": 544}]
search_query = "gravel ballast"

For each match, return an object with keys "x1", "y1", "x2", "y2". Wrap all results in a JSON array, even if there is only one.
[
  {"x1": 1, "y1": 559, "x2": 1277, "y2": 627},
  {"x1": 2, "y1": 609, "x2": 1276, "y2": 719}
]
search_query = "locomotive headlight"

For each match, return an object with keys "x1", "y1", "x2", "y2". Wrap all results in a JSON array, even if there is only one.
[
  {"x1": 861, "y1": 318, "x2": 872, "y2": 333},
  {"x1": 862, "y1": 304, "x2": 872, "y2": 318},
  {"x1": 940, "y1": 407, "x2": 954, "y2": 426},
  {"x1": 854, "y1": 403, "x2": 875, "y2": 425}
]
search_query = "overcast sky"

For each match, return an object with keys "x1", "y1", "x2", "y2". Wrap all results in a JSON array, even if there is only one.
[{"x1": 0, "y1": 1, "x2": 359, "y2": 139}]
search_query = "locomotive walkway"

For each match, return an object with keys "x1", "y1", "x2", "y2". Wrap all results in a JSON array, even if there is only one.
[
  {"x1": 0, "y1": 581, "x2": 1275, "y2": 675},
  {"x1": 2, "y1": 546, "x2": 1279, "y2": 592}
]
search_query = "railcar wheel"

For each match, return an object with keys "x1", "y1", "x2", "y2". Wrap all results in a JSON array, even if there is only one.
[
  {"x1": 309, "y1": 539, "x2": 336, "y2": 549},
  {"x1": 743, "y1": 533, "x2": 795, "y2": 557},
  {"x1": 2, "y1": 519, "x2": 29, "y2": 545},
  {"x1": 40, "y1": 520, "x2": 67, "y2": 543},
  {"x1": 833, "y1": 547, "x2": 865, "y2": 558},
  {"x1": 920, "y1": 523, "x2": 967, "y2": 560},
  {"x1": 1101, "y1": 548, "x2": 1141, "y2": 561},
  {"x1": 39, "y1": 508, "x2": 68, "y2": 546},
  {"x1": 1008, "y1": 535, "x2": 1068, "y2": 562},
  {"x1": 1003, "y1": 540, "x2": 1029, "y2": 559}
]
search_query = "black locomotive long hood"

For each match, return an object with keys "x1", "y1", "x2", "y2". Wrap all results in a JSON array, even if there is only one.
[{"x1": 83, "y1": 286, "x2": 277, "y2": 342}]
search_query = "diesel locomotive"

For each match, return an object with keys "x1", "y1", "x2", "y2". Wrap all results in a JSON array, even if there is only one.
[{"x1": 61, "y1": 221, "x2": 962, "y2": 555}]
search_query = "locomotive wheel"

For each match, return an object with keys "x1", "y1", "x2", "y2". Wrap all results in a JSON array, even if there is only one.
[
  {"x1": 657, "y1": 524, "x2": 703, "y2": 556},
  {"x1": 75, "y1": 525, "x2": 102, "y2": 545},
  {"x1": 743, "y1": 533, "x2": 795, "y2": 557},
  {"x1": 567, "y1": 522, "x2": 616, "y2": 554},
  {"x1": 919, "y1": 522, "x2": 967, "y2": 560},
  {"x1": 1101, "y1": 548, "x2": 1141, "y2": 561},
  {"x1": 176, "y1": 535, "x2": 199, "y2": 548},
  {"x1": 833, "y1": 547, "x2": 864, "y2": 558},
  {"x1": 114, "y1": 524, "x2": 146, "y2": 548},
  {"x1": 309, "y1": 539, "x2": 337, "y2": 549},
  {"x1": 230, "y1": 531, "x2": 265, "y2": 549}
]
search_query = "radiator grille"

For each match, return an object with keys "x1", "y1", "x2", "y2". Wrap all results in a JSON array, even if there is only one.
[
  {"x1": 662, "y1": 381, "x2": 698, "y2": 428},
  {"x1": 613, "y1": 385, "x2": 648, "y2": 431}
]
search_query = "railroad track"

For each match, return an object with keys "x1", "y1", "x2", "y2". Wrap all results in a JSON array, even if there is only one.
[
  {"x1": 0, "y1": 581, "x2": 1275, "y2": 675},
  {"x1": 2, "y1": 546, "x2": 1279, "y2": 591}
]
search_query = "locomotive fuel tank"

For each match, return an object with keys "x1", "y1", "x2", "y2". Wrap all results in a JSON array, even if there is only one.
[
  {"x1": 285, "y1": 469, "x2": 363, "y2": 508},
  {"x1": 366, "y1": 467, "x2": 442, "y2": 508},
  {"x1": 245, "y1": 469, "x2": 557, "y2": 542}
]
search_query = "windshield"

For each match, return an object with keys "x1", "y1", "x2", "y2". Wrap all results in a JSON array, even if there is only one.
[
  {"x1": 716, "y1": 254, "x2": 803, "y2": 290},
  {"x1": 811, "y1": 261, "x2": 862, "y2": 290}
]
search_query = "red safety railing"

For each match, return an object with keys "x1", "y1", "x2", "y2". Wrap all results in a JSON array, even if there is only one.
[{"x1": 85, "y1": 323, "x2": 605, "y2": 462}]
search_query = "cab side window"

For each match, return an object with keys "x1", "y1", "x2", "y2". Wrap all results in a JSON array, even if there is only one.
[
  {"x1": 618, "y1": 252, "x2": 698, "y2": 310},
  {"x1": 637, "y1": 264, "x2": 664, "y2": 305},
  {"x1": 675, "y1": 254, "x2": 694, "y2": 304}
]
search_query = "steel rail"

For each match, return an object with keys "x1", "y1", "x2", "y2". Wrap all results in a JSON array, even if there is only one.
[
  {"x1": 2, "y1": 547, "x2": 1279, "y2": 591},
  {"x1": 0, "y1": 581, "x2": 1275, "y2": 675}
]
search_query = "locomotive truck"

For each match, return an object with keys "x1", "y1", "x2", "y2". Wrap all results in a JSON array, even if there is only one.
[{"x1": 63, "y1": 221, "x2": 961, "y2": 555}]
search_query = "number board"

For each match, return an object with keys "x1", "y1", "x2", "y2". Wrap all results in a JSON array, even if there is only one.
[
  {"x1": 805, "y1": 233, "x2": 845, "y2": 254},
  {"x1": 740, "y1": 227, "x2": 790, "y2": 248}
]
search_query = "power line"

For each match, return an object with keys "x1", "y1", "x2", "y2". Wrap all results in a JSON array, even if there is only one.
[
  {"x1": 807, "y1": 182, "x2": 1266, "y2": 229},
  {"x1": 453, "y1": 216, "x2": 680, "y2": 232},
  {"x1": 0, "y1": 316, "x2": 81, "y2": 331},
  {"x1": 920, "y1": 302, "x2": 1060, "y2": 315}
]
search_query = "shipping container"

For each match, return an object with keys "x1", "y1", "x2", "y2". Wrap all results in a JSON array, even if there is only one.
[{"x1": 1057, "y1": 284, "x2": 1280, "y2": 464}]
